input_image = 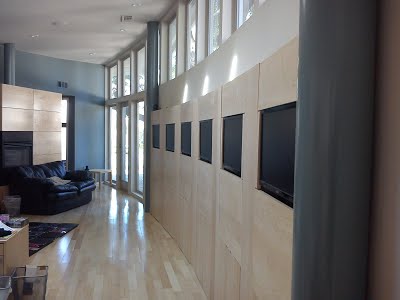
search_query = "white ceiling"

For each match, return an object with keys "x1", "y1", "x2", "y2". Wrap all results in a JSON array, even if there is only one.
[{"x1": 0, "y1": 0, "x2": 174, "y2": 64}]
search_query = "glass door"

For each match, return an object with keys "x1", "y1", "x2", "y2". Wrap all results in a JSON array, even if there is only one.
[
  {"x1": 121, "y1": 103, "x2": 130, "y2": 189},
  {"x1": 136, "y1": 101, "x2": 145, "y2": 194},
  {"x1": 109, "y1": 106, "x2": 118, "y2": 183}
]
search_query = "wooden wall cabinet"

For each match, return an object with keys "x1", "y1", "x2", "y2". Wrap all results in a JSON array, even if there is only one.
[{"x1": 0, "y1": 84, "x2": 62, "y2": 165}]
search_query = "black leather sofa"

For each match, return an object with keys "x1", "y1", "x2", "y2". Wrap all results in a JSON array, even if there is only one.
[{"x1": 7, "y1": 161, "x2": 96, "y2": 215}]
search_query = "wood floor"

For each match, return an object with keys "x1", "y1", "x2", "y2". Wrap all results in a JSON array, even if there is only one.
[{"x1": 26, "y1": 186, "x2": 207, "y2": 300}]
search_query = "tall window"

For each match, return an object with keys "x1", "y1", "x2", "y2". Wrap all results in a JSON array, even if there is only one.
[
  {"x1": 208, "y1": 0, "x2": 221, "y2": 54},
  {"x1": 168, "y1": 17, "x2": 177, "y2": 80},
  {"x1": 110, "y1": 65, "x2": 118, "y2": 99},
  {"x1": 109, "y1": 106, "x2": 118, "y2": 182},
  {"x1": 187, "y1": 0, "x2": 197, "y2": 70},
  {"x1": 137, "y1": 47, "x2": 146, "y2": 92},
  {"x1": 61, "y1": 98, "x2": 68, "y2": 164},
  {"x1": 136, "y1": 101, "x2": 145, "y2": 193},
  {"x1": 237, "y1": 0, "x2": 254, "y2": 28},
  {"x1": 123, "y1": 57, "x2": 131, "y2": 96}
]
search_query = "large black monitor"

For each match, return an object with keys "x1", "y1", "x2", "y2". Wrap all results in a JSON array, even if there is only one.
[
  {"x1": 181, "y1": 122, "x2": 192, "y2": 156},
  {"x1": 152, "y1": 124, "x2": 160, "y2": 149},
  {"x1": 199, "y1": 119, "x2": 212, "y2": 164},
  {"x1": 259, "y1": 102, "x2": 296, "y2": 207},
  {"x1": 166, "y1": 123, "x2": 175, "y2": 152},
  {"x1": 222, "y1": 114, "x2": 243, "y2": 177}
]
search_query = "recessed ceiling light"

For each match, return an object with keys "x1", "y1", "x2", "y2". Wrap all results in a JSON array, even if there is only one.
[
  {"x1": 131, "y1": 3, "x2": 142, "y2": 6},
  {"x1": 89, "y1": 53, "x2": 95, "y2": 56},
  {"x1": 120, "y1": 29, "x2": 126, "y2": 32},
  {"x1": 31, "y1": 34, "x2": 39, "y2": 38}
]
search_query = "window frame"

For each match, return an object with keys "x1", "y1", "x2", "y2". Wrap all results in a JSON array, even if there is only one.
[
  {"x1": 186, "y1": 0, "x2": 198, "y2": 70},
  {"x1": 122, "y1": 56, "x2": 132, "y2": 96},
  {"x1": 168, "y1": 16, "x2": 177, "y2": 80},
  {"x1": 207, "y1": 0, "x2": 222, "y2": 55},
  {"x1": 109, "y1": 64, "x2": 118, "y2": 99}
]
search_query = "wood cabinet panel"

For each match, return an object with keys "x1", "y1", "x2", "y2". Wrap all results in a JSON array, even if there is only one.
[
  {"x1": 0, "y1": 84, "x2": 34, "y2": 109},
  {"x1": 33, "y1": 153, "x2": 61, "y2": 165},
  {"x1": 1, "y1": 108, "x2": 34, "y2": 131},
  {"x1": 33, "y1": 131, "x2": 61, "y2": 155},
  {"x1": 33, "y1": 111, "x2": 61, "y2": 132},
  {"x1": 34, "y1": 90, "x2": 62, "y2": 112}
]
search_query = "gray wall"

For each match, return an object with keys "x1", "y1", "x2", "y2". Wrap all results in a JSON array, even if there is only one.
[{"x1": 15, "y1": 51, "x2": 105, "y2": 170}]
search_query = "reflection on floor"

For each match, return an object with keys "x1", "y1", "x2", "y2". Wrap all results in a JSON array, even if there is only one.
[{"x1": 26, "y1": 186, "x2": 206, "y2": 300}]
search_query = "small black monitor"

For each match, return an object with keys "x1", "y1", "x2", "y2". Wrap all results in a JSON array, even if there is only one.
[
  {"x1": 222, "y1": 114, "x2": 243, "y2": 177},
  {"x1": 166, "y1": 123, "x2": 175, "y2": 152},
  {"x1": 181, "y1": 122, "x2": 192, "y2": 156},
  {"x1": 199, "y1": 119, "x2": 212, "y2": 164},
  {"x1": 152, "y1": 124, "x2": 160, "y2": 149},
  {"x1": 259, "y1": 102, "x2": 296, "y2": 207}
]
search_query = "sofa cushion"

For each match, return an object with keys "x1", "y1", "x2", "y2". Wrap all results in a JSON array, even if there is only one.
[
  {"x1": 69, "y1": 179, "x2": 95, "y2": 191},
  {"x1": 49, "y1": 184, "x2": 79, "y2": 193},
  {"x1": 16, "y1": 166, "x2": 47, "y2": 179},
  {"x1": 39, "y1": 161, "x2": 66, "y2": 178}
]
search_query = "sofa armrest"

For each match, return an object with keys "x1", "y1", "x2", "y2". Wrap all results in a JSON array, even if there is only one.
[
  {"x1": 17, "y1": 177, "x2": 55, "y2": 213},
  {"x1": 64, "y1": 170, "x2": 93, "y2": 181}
]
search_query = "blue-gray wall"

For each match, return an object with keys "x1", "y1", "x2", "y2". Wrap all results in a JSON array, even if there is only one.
[{"x1": 15, "y1": 51, "x2": 105, "y2": 170}]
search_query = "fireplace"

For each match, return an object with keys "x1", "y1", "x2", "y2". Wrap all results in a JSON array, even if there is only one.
[{"x1": 0, "y1": 132, "x2": 33, "y2": 168}]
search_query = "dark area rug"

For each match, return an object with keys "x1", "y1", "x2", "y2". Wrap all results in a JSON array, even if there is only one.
[{"x1": 29, "y1": 222, "x2": 78, "y2": 256}]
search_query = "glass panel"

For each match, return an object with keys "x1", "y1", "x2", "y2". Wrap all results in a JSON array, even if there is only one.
[
  {"x1": 110, "y1": 106, "x2": 118, "y2": 182},
  {"x1": 187, "y1": 0, "x2": 197, "y2": 70},
  {"x1": 110, "y1": 65, "x2": 118, "y2": 99},
  {"x1": 136, "y1": 101, "x2": 145, "y2": 193},
  {"x1": 121, "y1": 105, "x2": 130, "y2": 182},
  {"x1": 208, "y1": 0, "x2": 221, "y2": 54},
  {"x1": 137, "y1": 47, "x2": 146, "y2": 92},
  {"x1": 61, "y1": 127, "x2": 67, "y2": 161},
  {"x1": 237, "y1": 0, "x2": 255, "y2": 28},
  {"x1": 123, "y1": 57, "x2": 131, "y2": 96},
  {"x1": 169, "y1": 17, "x2": 177, "y2": 80}
]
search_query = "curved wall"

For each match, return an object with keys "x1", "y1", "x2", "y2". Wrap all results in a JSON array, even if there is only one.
[{"x1": 159, "y1": 0, "x2": 299, "y2": 108}]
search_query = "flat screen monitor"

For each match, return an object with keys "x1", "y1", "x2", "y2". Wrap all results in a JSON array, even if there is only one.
[
  {"x1": 222, "y1": 114, "x2": 243, "y2": 177},
  {"x1": 199, "y1": 119, "x2": 212, "y2": 164},
  {"x1": 166, "y1": 123, "x2": 175, "y2": 152},
  {"x1": 259, "y1": 101, "x2": 296, "y2": 207},
  {"x1": 181, "y1": 122, "x2": 192, "y2": 156},
  {"x1": 152, "y1": 124, "x2": 160, "y2": 149}
]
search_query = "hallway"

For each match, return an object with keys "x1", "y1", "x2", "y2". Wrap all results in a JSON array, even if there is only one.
[{"x1": 27, "y1": 186, "x2": 206, "y2": 300}]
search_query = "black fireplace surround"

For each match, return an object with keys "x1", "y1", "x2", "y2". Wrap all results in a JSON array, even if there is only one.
[{"x1": 0, "y1": 131, "x2": 33, "y2": 168}]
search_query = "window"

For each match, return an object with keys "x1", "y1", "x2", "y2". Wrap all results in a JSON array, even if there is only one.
[
  {"x1": 237, "y1": 0, "x2": 255, "y2": 28},
  {"x1": 137, "y1": 47, "x2": 146, "y2": 92},
  {"x1": 123, "y1": 57, "x2": 131, "y2": 96},
  {"x1": 61, "y1": 98, "x2": 68, "y2": 163},
  {"x1": 110, "y1": 65, "x2": 118, "y2": 99},
  {"x1": 208, "y1": 0, "x2": 221, "y2": 54},
  {"x1": 168, "y1": 17, "x2": 177, "y2": 80},
  {"x1": 136, "y1": 101, "x2": 145, "y2": 193},
  {"x1": 187, "y1": 0, "x2": 197, "y2": 70}
]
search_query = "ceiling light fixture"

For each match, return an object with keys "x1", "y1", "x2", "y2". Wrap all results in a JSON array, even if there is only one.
[
  {"x1": 131, "y1": 3, "x2": 142, "y2": 6},
  {"x1": 31, "y1": 34, "x2": 39, "y2": 38},
  {"x1": 89, "y1": 53, "x2": 95, "y2": 56},
  {"x1": 120, "y1": 29, "x2": 126, "y2": 32}
]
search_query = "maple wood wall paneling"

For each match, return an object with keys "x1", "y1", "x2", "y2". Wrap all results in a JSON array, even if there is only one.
[
  {"x1": 179, "y1": 101, "x2": 196, "y2": 262},
  {"x1": 193, "y1": 89, "x2": 221, "y2": 299},
  {"x1": 162, "y1": 105, "x2": 181, "y2": 240},
  {"x1": 0, "y1": 84, "x2": 34, "y2": 131},
  {"x1": 33, "y1": 89, "x2": 62, "y2": 165},
  {"x1": 250, "y1": 38, "x2": 298, "y2": 300},
  {"x1": 150, "y1": 110, "x2": 164, "y2": 223}
]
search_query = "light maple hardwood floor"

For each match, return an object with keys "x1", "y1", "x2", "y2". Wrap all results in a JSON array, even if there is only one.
[{"x1": 26, "y1": 185, "x2": 207, "y2": 300}]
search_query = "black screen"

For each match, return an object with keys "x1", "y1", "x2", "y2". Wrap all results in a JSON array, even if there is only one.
[
  {"x1": 223, "y1": 114, "x2": 243, "y2": 177},
  {"x1": 166, "y1": 123, "x2": 175, "y2": 152},
  {"x1": 200, "y1": 119, "x2": 212, "y2": 163},
  {"x1": 152, "y1": 124, "x2": 160, "y2": 149},
  {"x1": 181, "y1": 122, "x2": 192, "y2": 156},
  {"x1": 260, "y1": 102, "x2": 296, "y2": 207}
]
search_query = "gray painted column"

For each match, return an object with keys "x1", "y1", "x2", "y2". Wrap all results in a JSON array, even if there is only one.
[
  {"x1": 292, "y1": 1, "x2": 376, "y2": 300},
  {"x1": 4, "y1": 43, "x2": 15, "y2": 85},
  {"x1": 144, "y1": 21, "x2": 159, "y2": 212}
]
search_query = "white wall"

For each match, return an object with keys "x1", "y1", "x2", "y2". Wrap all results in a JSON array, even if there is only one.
[{"x1": 159, "y1": 0, "x2": 299, "y2": 108}]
